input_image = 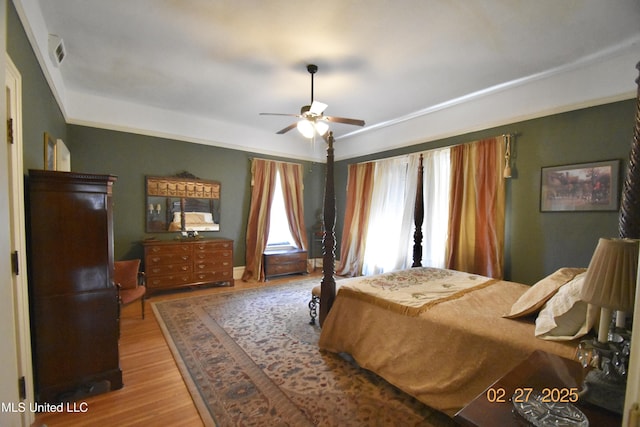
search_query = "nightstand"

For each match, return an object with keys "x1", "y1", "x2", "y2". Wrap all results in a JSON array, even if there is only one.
[{"x1": 454, "y1": 350, "x2": 621, "y2": 426}]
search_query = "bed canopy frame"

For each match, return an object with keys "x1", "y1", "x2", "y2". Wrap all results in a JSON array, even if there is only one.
[
  {"x1": 619, "y1": 61, "x2": 640, "y2": 240},
  {"x1": 319, "y1": 60, "x2": 640, "y2": 327},
  {"x1": 318, "y1": 133, "x2": 425, "y2": 326}
]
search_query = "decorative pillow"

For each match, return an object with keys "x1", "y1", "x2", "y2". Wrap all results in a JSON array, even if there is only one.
[
  {"x1": 503, "y1": 267, "x2": 586, "y2": 319},
  {"x1": 535, "y1": 273, "x2": 598, "y2": 341}
]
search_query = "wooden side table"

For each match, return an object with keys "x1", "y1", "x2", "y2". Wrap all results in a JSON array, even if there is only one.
[
  {"x1": 263, "y1": 248, "x2": 308, "y2": 280},
  {"x1": 454, "y1": 350, "x2": 621, "y2": 426}
]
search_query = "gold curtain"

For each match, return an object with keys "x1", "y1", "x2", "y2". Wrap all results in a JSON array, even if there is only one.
[
  {"x1": 446, "y1": 137, "x2": 505, "y2": 278},
  {"x1": 336, "y1": 162, "x2": 375, "y2": 276},
  {"x1": 242, "y1": 159, "x2": 277, "y2": 282}
]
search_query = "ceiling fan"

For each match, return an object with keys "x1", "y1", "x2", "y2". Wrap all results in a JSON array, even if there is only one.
[{"x1": 260, "y1": 64, "x2": 365, "y2": 139}]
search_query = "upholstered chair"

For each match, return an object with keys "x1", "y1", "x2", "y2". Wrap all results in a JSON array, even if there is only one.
[{"x1": 114, "y1": 259, "x2": 146, "y2": 319}]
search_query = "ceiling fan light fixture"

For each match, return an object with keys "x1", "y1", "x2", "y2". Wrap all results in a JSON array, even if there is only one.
[
  {"x1": 261, "y1": 64, "x2": 364, "y2": 137},
  {"x1": 296, "y1": 120, "x2": 315, "y2": 138},
  {"x1": 315, "y1": 120, "x2": 329, "y2": 136}
]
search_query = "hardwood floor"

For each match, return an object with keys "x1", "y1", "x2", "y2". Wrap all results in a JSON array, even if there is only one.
[{"x1": 33, "y1": 272, "x2": 319, "y2": 427}]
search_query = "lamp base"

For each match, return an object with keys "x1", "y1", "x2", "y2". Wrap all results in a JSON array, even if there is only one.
[{"x1": 579, "y1": 369, "x2": 626, "y2": 414}]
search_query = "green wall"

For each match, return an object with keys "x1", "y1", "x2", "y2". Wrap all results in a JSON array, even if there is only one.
[
  {"x1": 7, "y1": 1, "x2": 66, "y2": 171},
  {"x1": 336, "y1": 100, "x2": 636, "y2": 285},
  {"x1": 8, "y1": 0, "x2": 637, "y2": 284},
  {"x1": 66, "y1": 126, "x2": 325, "y2": 265}
]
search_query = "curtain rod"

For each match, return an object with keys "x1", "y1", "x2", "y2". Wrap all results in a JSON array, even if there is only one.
[
  {"x1": 247, "y1": 157, "x2": 305, "y2": 166},
  {"x1": 351, "y1": 132, "x2": 521, "y2": 166}
]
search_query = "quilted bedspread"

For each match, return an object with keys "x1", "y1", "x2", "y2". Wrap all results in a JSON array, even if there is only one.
[{"x1": 318, "y1": 268, "x2": 578, "y2": 416}]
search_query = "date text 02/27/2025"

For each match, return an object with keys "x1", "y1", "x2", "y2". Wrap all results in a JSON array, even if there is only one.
[{"x1": 485, "y1": 387, "x2": 579, "y2": 404}]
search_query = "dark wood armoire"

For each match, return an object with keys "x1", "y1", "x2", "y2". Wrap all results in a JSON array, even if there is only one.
[{"x1": 27, "y1": 170, "x2": 123, "y2": 404}]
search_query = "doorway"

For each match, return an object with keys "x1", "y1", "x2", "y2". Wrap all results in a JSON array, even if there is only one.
[{"x1": 4, "y1": 53, "x2": 34, "y2": 426}]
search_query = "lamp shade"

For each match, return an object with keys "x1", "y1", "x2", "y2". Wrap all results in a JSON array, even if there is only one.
[{"x1": 580, "y1": 237, "x2": 639, "y2": 312}]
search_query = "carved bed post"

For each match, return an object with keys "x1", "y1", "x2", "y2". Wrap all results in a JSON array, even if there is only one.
[
  {"x1": 320, "y1": 132, "x2": 337, "y2": 326},
  {"x1": 412, "y1": 154, "x2": 424, "y2": 267},
  {"x1": 619, "y1": 61, "x2": 640, "y2": 239}
]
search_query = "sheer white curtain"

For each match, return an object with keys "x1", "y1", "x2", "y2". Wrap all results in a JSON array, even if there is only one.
[
  {"x1": 418, "y1": 148, "x2": 451, "y2": 268},
  {"x1": 362, "y1": 157, "x2": 410, "y2": 275},
  {"x1": 355, "y1": 147, "x2": 451, "y2": 276}
]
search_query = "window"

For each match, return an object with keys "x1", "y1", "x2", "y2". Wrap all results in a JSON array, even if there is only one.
[
  {"x1": 266, "y1": 170, "x2": 297, "y2": 249},
  {"x1": 361, "y1": 149, "x2": 450, "y2": 274}
]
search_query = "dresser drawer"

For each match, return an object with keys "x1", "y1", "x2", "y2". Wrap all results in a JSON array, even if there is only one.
[
  {"x1": 193, "y1": 241, "x2": 232, "y2": 252},
  {"x1": 147, "y1": 273, "x2": 192, "y2": 288},
  {"x1": 194, "y1": 258, "x2": 232, "y2": 272},
  {"x1": 192, "y1": 270, "x2": 233, "y2": 283},
  {"x1": 267, "y1": 260, "x2": 307, "y2": 277},
  {"x1": 146, "y1": 263, "x2": 191, "y2": 276},
  {"x1": 265, "y1": 252, "x2": 306, "y2": 265},
  {"x1": 194, "y1": 249, "x2": 232, "y2": 261},
  {"x1": 145, "y1": 244, "x2": 191, "y2": 255},
  {"x1": 146, "y1": 252, "x2": 192, "y2": 266}
]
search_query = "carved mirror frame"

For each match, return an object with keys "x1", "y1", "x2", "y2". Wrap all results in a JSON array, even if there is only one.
[{"x1": 145, "y1": 172, "x2": 221, "y2": 233}]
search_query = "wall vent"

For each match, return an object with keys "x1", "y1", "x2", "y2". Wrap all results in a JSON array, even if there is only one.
[{"x1": 48, "y1": 34, "x2": 66, "y2": 66}]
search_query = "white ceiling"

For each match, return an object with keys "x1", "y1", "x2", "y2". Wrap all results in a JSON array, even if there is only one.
[{"x1": 13, "y1": 0, "x2": 640, "y2": 161}]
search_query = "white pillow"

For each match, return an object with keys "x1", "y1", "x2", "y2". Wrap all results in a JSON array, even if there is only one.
[
  {"x1": 504, "y1": 267, "x2": 586, "y2": 319},
  {"x1": 535, "y1": 273, "x2": 598, "y2": 341}
]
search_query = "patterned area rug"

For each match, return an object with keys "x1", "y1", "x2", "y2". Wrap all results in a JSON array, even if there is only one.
[{"x1": 152, "y1": 278, "x2": 456, "y2": 426}]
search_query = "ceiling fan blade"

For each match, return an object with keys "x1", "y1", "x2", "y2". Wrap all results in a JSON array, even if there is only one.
[
  {"x1": 324, "y1": 116, "x2": 365, "y2": 127},
  {"x1": 309, "y1": 101, "x2": 328, "y2": 115},
  {"x1": 260, "y1": 112, "x2": 302, "y2": 118},
  {"x1": 276, "y1": 123, "x2": 298, "y2": 134}
]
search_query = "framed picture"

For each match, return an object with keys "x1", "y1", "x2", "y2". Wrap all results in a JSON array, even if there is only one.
[
  {"x1": 43, "y1": 132, "x2": 56, "y2": 170},
  {"x1": 56, "y1": 138, "x2": 71, "y2": 171},
  {"x1": 540, "y1": 159, "x2": 620, "y2": 212}
]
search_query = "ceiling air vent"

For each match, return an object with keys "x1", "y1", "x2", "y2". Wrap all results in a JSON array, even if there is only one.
[{"x1": 48, "y1": 34, "x2": 65, "y2": 66}]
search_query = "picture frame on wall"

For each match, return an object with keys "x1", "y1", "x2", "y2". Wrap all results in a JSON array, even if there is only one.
[
  {"x1": 540, "y1": 159, "x2": 620, "y2": 212},
  {"x1": 56, "y1": 138, "x2": 71, "y2": 172},
  {"x1": 43, "y1": 132, "x2": 56, "y2": 170}
]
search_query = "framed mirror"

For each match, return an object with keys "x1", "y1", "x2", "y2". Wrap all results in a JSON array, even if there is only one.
[{"x1": 146, "y1": 172, "x2": 221, "y2": 233}]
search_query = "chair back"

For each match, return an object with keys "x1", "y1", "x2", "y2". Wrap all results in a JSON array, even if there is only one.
[{"x1": 114, "y1": 259, "x2": 141, "y2": 290}]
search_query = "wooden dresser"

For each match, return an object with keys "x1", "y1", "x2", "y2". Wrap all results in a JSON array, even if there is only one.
[
  {"x1": 143, "y1": 238, "x2": 234, "y2": 292},
  {"x1": 263, "y1": 248, "x2": 308, "y2": 280},
  {"x1": 27, "y1": 170, "x2": 122, "y2": 404}
]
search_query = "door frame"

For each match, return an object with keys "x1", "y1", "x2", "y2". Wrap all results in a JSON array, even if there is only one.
[{"x1": 5, "y1": 53, "x2": 34, "y2": 426}]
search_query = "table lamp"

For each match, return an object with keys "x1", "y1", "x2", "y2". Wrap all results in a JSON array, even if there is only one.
[{"x1": 578, "y1": 237, "x2": 639, "y2": 413}]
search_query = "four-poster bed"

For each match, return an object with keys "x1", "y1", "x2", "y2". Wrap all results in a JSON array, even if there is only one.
[
  {"x1": 315, "y1": 62, "x2": 640, "y2": 416},
  {"x1": 315, "y1": 138, "x2": 583, "y2": 412}
]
